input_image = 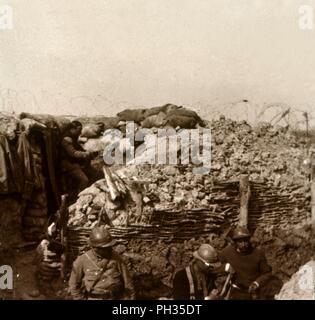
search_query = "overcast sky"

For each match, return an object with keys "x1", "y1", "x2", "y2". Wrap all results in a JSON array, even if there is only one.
[{"x1": 0, "y1": 0, "x2": 315, "y2": 125}]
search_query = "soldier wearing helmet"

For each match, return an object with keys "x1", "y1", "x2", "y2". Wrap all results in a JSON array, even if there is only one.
[
  {"x1": 219, "y1": 226, "x2": 272, "y2": 300},
  {"x1": 172, "y1": 244, "x2": 222, "y2": 300},
  {"x1": 69, "y1": 226, "x2": 135, "y2": 300}
]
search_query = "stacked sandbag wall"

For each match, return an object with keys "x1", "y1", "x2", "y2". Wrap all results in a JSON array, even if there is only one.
[{"x1": 22, "y1": 141, "x2": 48, "y2": 241}]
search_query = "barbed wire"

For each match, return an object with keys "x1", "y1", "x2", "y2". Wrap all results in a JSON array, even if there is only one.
[{"x1": 0, "y1": 88, "x2": 314, "y2": 129}]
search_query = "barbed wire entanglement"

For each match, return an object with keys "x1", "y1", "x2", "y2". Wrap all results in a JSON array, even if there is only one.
[{"x1": 0, "y1": 88, "x2": 314, "y2": 130}]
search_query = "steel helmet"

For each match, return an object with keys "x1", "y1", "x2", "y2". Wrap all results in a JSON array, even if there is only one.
[
  {"x1": 193, "y1": 244, "x2": 220, "y2": 266},
  {"x1": 232, "y1": 226, "x2": 251, "y2": 240},
  {"x1": 88, "y1": 226, "x2": 116, "y2": 248}
]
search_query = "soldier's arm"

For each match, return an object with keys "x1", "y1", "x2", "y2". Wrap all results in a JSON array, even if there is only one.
[
  {"x1": 62, "y1": 137, "x2": 91, "y2": 160},
  {"x1": 255, "y1": 250, "x2": 272, "y2": 287},
  {"x1": 120, "y1": 261, "x2": 136, "y2": 300},
  {"x1": 69, "y1": 257, "x2": 85, "y2": 300}
]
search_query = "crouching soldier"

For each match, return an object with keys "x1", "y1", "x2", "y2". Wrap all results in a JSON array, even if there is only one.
[
  {"x1": 60, "y1": 121, "x2": 98, "y2": 201},
  {"x1": 173, "y1": 244, "x2": 222, "y2": 300},
  {"x1": 219, "y1": 226, "x2": 272, "y2": 300},
  {"x1": 69, "y1": 226, "x2": 135, "y2": 300}
]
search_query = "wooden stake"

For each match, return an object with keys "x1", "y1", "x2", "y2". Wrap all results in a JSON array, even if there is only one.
[
  {"x1": 103, "y1": 166, "x2": 120, "y2": 201},
  {"x1": 239, "y1": 175, "x2": 251, "y2": 228}
]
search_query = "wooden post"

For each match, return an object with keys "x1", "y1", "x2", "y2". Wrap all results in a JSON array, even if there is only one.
[
  {"x1": 239, "y1": 175, "x2": 251, "y2": 228},
  {"x1": 312, "y1": 182, "x2": 315, "y2": 232}
]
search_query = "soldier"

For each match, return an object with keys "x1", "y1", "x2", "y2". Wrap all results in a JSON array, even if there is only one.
[
  {"x1": 172, "y1": 244, "x2": 221, "y2": 300},
  {"x1": 219, "y1": 226, "x2": 272, "y2": 300},
  {"x1": 33, "y1": 223, "x2": 64, "y2": 299},
  {"x1": 60, "y1": 121, "x2": 98, "y2": 199},
  {"x1": 69, "y1": 226, "x2": 135, "y2": 300}
]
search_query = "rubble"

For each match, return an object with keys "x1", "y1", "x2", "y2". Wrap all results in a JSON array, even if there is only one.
[
  {"x1": 207, "y1": 117, "x2": 308, "y2": 191},
  {"x1": 76, "y1": 110, "x2": 309, "y2": 207},
  {"x1": 67, "y1": 165, "x2": 239, "y2": 230},
  {"x1": 252, "y1": 224, "x2": 312, "y2": 281}
]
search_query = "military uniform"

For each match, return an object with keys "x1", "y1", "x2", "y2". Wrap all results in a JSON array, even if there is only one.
[
  {"x1": 69, "y1": 249, "x2": 135, "y2": 300},
  {"x1": 61, "y1": 136, "x2": 92, "y2": 186},
  {"x1": 173, "y1": 265, "x2": 217, "y2": 300},
  {"x1": 60, "y1": 135, "x2": 99, "y2": 202},
  {"x1": 173, "y1": 244, "x2": 221, "y2": 300}
]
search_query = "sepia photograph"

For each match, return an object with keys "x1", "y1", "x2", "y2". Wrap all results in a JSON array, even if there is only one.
[{"x1": 0, "y1": 0, "x2": 314, "y2": 305}]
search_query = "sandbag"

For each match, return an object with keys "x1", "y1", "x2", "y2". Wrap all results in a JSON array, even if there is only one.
[
  {"x1": 19, "y1": 112, "x2": 72, "y2": 135},
  {"x1": 30, "y1": 192, "x2": 48, "y2": 209},
  {"x1": 39, "y1": 270, "x2": 60, "y2": 278},
  {"x1": 23, "y1": 234, "x2": 41, "y2": 241},
  {"x1": 24, "y1": 207, "x2": 47, "y2": 217},
  {"x1": 39, "y1": 262, "x2": 61, "y2": 273},
  {"x1": 82, "y1": 138, "x2": 105, "y2": 153},
  {"x1": 102, "y1": 117, "x2": 120, "y2": 129},
  {"x1": 38, "y1": 266, "x2": 61, "y2": 278},
  {"x1": 141, "y1": 112, "x2": 167, "y2": 128},
  {"x1": 0, "y1": 113, "x2": 20, "y2": 140},
  {"x1": 144, "y1": 104, "x2": 180, "y2": 118},
  {"x1": 23, "y1": 226, "x2": 44, "y2": 234},
  {"x1": 22, "y1": 228, "x2": 45, "y2": 241},
  {"x1": 117, "y1": 109, "x2": 146, "y2": 123},
  {"x1": 75, "y1": 116, "x2": 119, "y2": 129},
  {"x1": 144, "y1": 105, "x2": 168, "y2": 118},
  {"x1": 81, "y1": 123, "x2": 103, "y2": 138},
  {"x1": 166, "y1": 114, "x2": 198, "y2": 129},
  {"x1": 23, "y1": 216, "x2": 47, "y2": 227},
  {"x1": 20, "y1": 118, "x2": 47, "y2": 134}
]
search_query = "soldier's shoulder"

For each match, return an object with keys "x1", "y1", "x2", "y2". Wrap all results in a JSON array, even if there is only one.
[
  {"x1": 75, "y1": 250, "x2": 92, "y2": 263},
  {"x1": 220, "y1": 244, "x2": 234, "y2": 255},
  {"x1": 253, "y1": 247, "x2": 266, "y2": 257}
]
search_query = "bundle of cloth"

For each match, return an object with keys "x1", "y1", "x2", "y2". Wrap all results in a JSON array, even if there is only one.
[{"x1": 117, "y1": 103, "x2": 204, "y2": 129}]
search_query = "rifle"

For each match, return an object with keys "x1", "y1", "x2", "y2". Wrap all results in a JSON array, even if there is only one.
[
  {"x1": 204, "y1": 263, "x2": 234, "y2": 300},
  {"x1": 59, "y1": 194, "x2": 69, "y2": 281},
  {"x1": 219, "y1": 272, "x2": 232, "y2": 300}
]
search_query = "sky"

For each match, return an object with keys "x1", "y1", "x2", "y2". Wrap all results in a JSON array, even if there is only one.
[{"x1": 0, "y1": 0, "x2": 315, "y2": 126}]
